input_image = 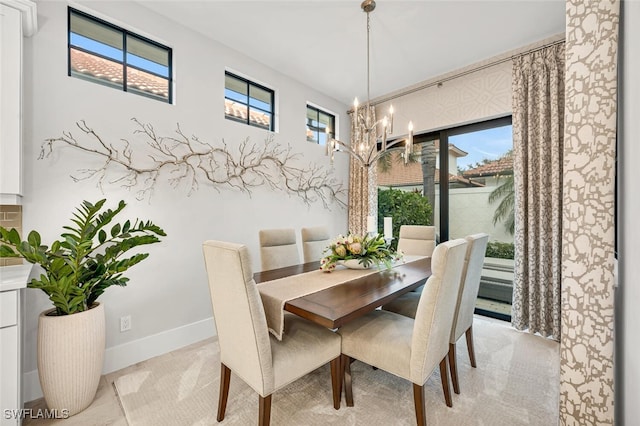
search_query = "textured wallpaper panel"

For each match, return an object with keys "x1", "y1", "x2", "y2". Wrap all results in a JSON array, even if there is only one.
[
  {"x1": 375, "y1": 61, "x2": 512, "y2": 135},
  {"x1": 561, "y1": 0, "x2": 619, "y2": 425}
]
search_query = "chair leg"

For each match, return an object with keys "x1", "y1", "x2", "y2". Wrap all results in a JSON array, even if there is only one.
[
  {"x1": 217, "y1": 363, "x2": 231, "y2": 421},
  {"x1": 439, "y1": 357, "x2": 453, "y2": 408},
  {"x1": 448, "y1": 343, "x2": 460, "y2": 394},
  {"x1": 330, "y1": 356, "x2": 341, "y2": 410},
  {"x1": 465, "y1": 326, "x2": 477, "y2": 368},
  {"x1": 341, "y1": 354, "x2": 354, "y2": 407},
  {"x1": 258, "y1": 394, "x2": 272, "y2": 426},
  {"x1": 412, "y1": 383, "x2": 427, "y2": 426}
]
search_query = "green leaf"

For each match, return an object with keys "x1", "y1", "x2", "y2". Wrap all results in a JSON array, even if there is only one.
[
  {"x1": 50, "y1": 240, "x2": 61, "y2": 253},
  {"x1": 6, "y1": 228, "x2": 22, "y2": 245},
  {"x1": 0, "y1": 245, "x2": 18, "y2": 257},
  {"x1": 98, "y1": 230, "x2": 107, "y2": 244},
  {"x1": 27, "y1": 231, "x2": 41, "y2": 248},
  {"x1": 110, "y1": 223, "x2": 121, "y2": 238}
]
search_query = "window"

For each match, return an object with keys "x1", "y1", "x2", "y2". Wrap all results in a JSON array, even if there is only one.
[
  {"x1": 306, "y1": 105, "x2": 335, "y2": 145},
  {"x1": 224, "y1": 72, "x2": 274, "y2": 131},
  {"x1": 68, "y1": 8, "x2": 172, "y2": 103}
]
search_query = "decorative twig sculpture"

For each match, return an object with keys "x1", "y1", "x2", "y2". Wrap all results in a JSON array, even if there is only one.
[{"x1": 40, "y1": 119, "x2": 347, "y2": 208}]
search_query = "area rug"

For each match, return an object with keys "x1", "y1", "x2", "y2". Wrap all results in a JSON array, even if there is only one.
[{"x1": 114, "y1": 317, "x2": 559, "y2": 425}]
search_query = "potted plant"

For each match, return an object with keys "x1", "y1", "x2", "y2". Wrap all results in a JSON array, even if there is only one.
[{"x1": 0, "y1": 199, "x2": 165, "y2": 416}]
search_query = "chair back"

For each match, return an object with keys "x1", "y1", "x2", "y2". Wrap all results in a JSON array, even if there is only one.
[
  {"x1": 301, "y1": 226, "x2": 331, "y2": 263},
  {"x1": 259, "y1": 228, "x2": 300, "y2": 271},
  {"x1": 397, "y1": 225, "x2": 436, "y2": 257},
  {"x1": 451, "y1": 233, "x2": 489, "y2": 343},
  {"x1": 202, "y1": 240, "x2": 274, "y2": 395},
  {"x1": 409, "y1": 238, "x2": 468, "y2": 384}
]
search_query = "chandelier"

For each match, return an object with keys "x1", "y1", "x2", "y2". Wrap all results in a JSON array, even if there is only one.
[{"x1": 326, "y1": 0, "x2": 413, "y2": 168}]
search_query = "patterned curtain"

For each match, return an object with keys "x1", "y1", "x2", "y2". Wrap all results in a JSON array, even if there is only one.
[
  {"x1": 348, "y1": 160, "x2": 377, "y2": 235},
  {"x1": 511, "y1": 43, "x2": 565, "y2": 340}
]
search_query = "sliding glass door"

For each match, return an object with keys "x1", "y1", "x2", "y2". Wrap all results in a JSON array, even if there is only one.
[
  {"x1": 377, "y1": 116, "x2": 513, "y2": 320},
  {"x1": 446, "y1": 119, "x2": 513, "y2": 320}
]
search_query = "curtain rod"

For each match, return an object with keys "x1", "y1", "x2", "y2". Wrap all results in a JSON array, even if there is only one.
[{"x1": 372, "y1": 38, "x2": 566, "y2": 107}]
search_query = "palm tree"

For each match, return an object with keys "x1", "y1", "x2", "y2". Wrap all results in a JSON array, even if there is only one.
[
  {"x1": 420, "y1": 141, "x2": 437, "y2": 225},
  {"x1": 488, "y1": 173, "x2": 514, "y2": 235}
]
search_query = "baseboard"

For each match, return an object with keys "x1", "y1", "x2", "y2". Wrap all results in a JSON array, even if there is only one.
[{"x1": 22, "y1": 316, "x2": 216, "y2": 403}]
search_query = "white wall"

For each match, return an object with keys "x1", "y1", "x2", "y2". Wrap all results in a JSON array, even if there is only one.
[
  {"x1": 621, "y1": 1, "x2": 640, "y2": 424},
  {"x1": 20, "y1": 1, "x2": 349, "y2": 400}
]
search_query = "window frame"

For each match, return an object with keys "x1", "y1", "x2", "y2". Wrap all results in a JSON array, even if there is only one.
[
  {"x1": 224, "y1": 71, "x2": 275, "y2": 131},
  {"x1": 67, "y1": 7, "x2": 173, "y2": 104},
  {"x1": 306, "y1": 103, "x2": 336, "y2": 145}
]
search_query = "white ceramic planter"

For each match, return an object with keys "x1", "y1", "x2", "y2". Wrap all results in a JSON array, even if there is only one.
[
  {"x1": 338, "y1": 259, "x2": 372, "y2": 269},
  {"x1": 37, "y1": 303, "x2": 105, "y2": 416}
]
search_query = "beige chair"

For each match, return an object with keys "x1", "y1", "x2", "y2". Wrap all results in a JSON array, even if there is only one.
[
  {"x1": 397, "y1": 225, "x2": 436, "y2": 257},
  {"x1": 300, "y1": 226, "x2": 331, "y2": 263},
  {"x1": 202, "y1": 240, "x2": 342, "y2": 426},
  {"x1": 382, "y1": 233, "x2": 489, "y2": 395},
  {"x1": 338, "y1": 239, "x2": 468, "y2": 426},
  {"x1": 397, "y1": 225, "x2": 436, "y2": 294},
  {"x1": 259, "y1": 228, "x2": 300, "y2": 271}
]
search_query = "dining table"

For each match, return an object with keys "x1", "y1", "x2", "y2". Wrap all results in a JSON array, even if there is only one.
[{"x1": 254, "y1": 256, "x2": 431, "y2": 339}]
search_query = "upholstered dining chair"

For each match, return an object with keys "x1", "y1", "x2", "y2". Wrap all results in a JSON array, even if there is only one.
[
  {"x1": 202, "y1": 240, "x2": 342, "y2": 426},
  {"x1": 338, "y1": 239, "x2": 468, "y2": 426},
  {"x1": 300, "y1": 226, "x2": 331, "y2": 263},
  {"x1": 397, "y1": 225, "x2": 437, "y2": 294},
  {"x1": 258, "y1": 228, "x2": 300, "y2": 271},
  {"x1": 382, "y1": 233, "x2": 489, "y2": 395},
  {"x1": 397, "y1": 225, "x2": 437, "y2": 257}
]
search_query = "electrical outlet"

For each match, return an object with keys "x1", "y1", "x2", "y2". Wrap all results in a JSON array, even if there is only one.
[{"x1": 120, "y1": 315, "x2": 131, "y2": 332}]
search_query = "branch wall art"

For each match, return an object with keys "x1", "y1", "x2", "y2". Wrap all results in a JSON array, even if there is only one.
[{"x1": 41, "y1": 119, "x2": 347, "y2": 209}]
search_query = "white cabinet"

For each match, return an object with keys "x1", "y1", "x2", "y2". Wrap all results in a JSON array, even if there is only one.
[
  {"x1": 1, "y1": 323, "x2": 20, "y2": 426},
  {"x1": 0, "y1": 264, "x2": 30, "y2": 426},
  {"x1": 0, "y1": 4, "x2": 23, "y2": 203},
  {"x1": 0, "y1": 0, "x2": 37, "y2": 205}
]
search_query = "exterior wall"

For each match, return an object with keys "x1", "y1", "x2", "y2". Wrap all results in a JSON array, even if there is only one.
[
  {"x1": 19, "y1": 0, "x2": 350, "y2": 400},
  {"x1": 447, "y1": 187, "x2": 513, "y2": 243},
  {"x1": 561, "y1": 0, "x2": 619, "y2": 424}
]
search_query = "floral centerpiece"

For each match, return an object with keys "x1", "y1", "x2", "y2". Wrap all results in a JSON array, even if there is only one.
[{"x1": 320, "y1": 233, "x2": 403, "y2": 272}]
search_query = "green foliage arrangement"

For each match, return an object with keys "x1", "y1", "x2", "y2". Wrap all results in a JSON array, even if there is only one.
[
  {"x1": 0, "y1": 199, "x2": 166, "y2": 316},
  {"x1": 485, "y1": 241, "x2": 515, "y2": 260},
  {"x1": 378, "y1": 188, "x2": 433, "y2": 249},
  {"x1": 320, "y1": 233, "x2": 402, "y2": 272}
]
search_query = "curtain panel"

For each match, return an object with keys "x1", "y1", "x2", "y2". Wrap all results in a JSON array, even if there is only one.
[
  {"x1": 511, "y1": 43, "x2": 565, "y2": 340},
  {"x1": 348, "y1": 160, "x2": 377, "y2": 235}
]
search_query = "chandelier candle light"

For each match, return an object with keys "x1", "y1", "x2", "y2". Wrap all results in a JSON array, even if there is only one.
[{"x1": 326, "y1": 0, "x2": 414, "y2": 168}]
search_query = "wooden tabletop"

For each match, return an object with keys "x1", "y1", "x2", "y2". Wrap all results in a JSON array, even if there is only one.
[
  {"x1": 253, "y1": 261, "x2": 321, "y2": 284},
  {"x1": 255, "y1": 258, "x2": 431, "y2": 329}
]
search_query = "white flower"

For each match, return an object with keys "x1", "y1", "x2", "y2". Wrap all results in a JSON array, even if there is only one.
[{"x1": 348, "y1": 242, "x2": 362, "y2": 254}]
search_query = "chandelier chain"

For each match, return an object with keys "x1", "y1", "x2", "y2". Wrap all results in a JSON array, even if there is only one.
[{"x1": 366, "y1": 11, "x2": 371, "y2": 105}]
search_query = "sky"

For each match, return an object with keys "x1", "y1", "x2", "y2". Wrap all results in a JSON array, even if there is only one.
[{"x1": 449, "y1": 125, "x2": 513, "y2": 171}]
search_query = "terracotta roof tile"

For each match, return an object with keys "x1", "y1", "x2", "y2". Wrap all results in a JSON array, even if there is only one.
[
  {"x1": 70, "y1": 49, "x2": 169, "y2": 99},
  {"x1": 224, "y1": 100, "x2": 270, "y2": 127},
  {"x1": 378, "y1": 161, "x2": 483, "y2": 187},
  {"x1": 462, "y1": 152, "x2": 513, "y2": 178}
]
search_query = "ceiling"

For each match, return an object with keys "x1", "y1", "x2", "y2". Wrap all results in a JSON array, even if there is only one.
[{"x1": 136, "y1": 0, "x2": 566, "y2": 105}]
